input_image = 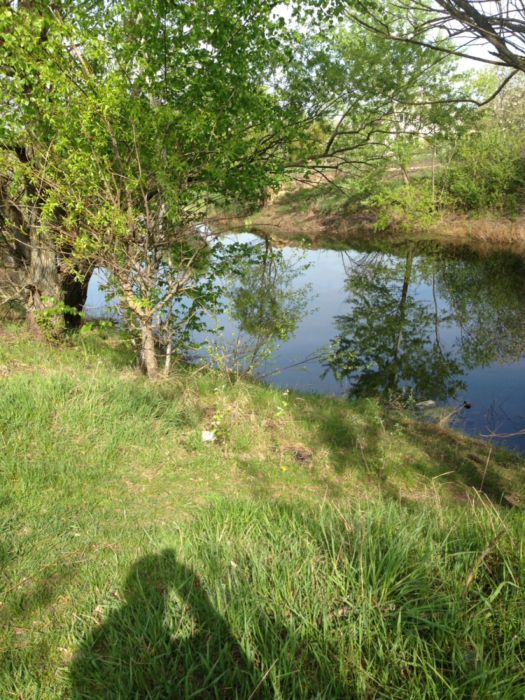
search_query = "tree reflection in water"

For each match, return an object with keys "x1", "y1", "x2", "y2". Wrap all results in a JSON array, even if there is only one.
[
  {"x1": 324, "y1": 242, "x2": 525, "y2": 405},
  {"x1": 216, "y1": 237, "x2": 310, "y2": 375}
]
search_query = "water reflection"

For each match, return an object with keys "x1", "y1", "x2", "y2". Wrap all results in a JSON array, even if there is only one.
[
  {"x1": 208, "y1": 238, "x2": 310, "y2": 374},
  {"x1": 319, "y1": 240, "x2": 525, "y2": 449},
  {"x1": 438, "y1": 248, "x2": 525, "y2": 369},
  {"x1": 85, "y1": 235, "x2": 525, "y2": 451},
  {"x1": 324, "y1": 244, "x2": 465, "y2": 402}
]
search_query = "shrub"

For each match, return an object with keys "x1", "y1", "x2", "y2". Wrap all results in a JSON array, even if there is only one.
[{"x1": 439, "y1": 128, "x2": 525, "y2": 215}]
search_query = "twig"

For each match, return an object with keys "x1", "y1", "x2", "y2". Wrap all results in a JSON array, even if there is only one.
[
  {"x1": 480, "y1": 446, "x2": 492, "y2": 492},
  {"x1": 481, "y1": 428, "x2": 525, "y2": 439}
]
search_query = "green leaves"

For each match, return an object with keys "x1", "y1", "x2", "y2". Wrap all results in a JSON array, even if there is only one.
[{"x1": 0, "y1": 0, "x2": 493, "y2": 372}]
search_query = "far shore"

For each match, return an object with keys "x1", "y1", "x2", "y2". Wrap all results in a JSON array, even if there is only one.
[{"x1": 213, "y1": 201, "x2": 525, "y2": 249}]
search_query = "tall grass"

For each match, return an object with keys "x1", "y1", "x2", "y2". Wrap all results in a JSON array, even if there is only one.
[
  {"x1": 68, "y1": 501, "x2": 525, "y2": 698},
  {"x1": 0, "y1": 328, "x2": 524, "y2": 697}
]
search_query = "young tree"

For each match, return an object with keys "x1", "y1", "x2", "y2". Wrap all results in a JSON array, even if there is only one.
[{"x1": 282, "y1": 17, "x2": 474, "y2": 183}]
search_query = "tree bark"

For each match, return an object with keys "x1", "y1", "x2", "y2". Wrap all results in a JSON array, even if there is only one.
[
  {"x1": 2, "y1": 168, "x2": 91, "y2": 335},
  {"x1": 163, "y1": 334, "x2": 173, "y2": 377},
  {"x1": 63, "y1": 270, "x2": 91, "y2": 328},
  {"x1": 25, "y1": 241, "x2": 64, "y2": 339},
  {"x1": 140, "y1": 320, "x2": 159, "y2": 379}
]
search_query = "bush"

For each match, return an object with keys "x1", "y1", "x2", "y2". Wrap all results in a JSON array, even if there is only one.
[
  {"x1": 439, "y1": 128, "x2": 525, "y2": 215},
  {"x1": 366, "y1": 178, "x2": 443, "y2": 233}
]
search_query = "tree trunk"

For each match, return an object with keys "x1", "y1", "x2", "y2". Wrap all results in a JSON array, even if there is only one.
[
  {"x1": 163, "y1": 334, "x2": 173, "y2": 377},
  {"x1": 63, "y1": 270, "x2": 92, "y2": 328},
  {"x1": 431, "y1": 144, "x2": 436, "y2": 203},
  {"x1": 25, "y1": 241, "x2": 64, "y2": 339},
  {"x1": 24, "y1": 261, "x2": 91, "y2": 337},
  {"x1": 140, "y1": 320, "x2": 159, "y2": 379},
  {"x1": 1, "y1": 227, "x2": 91, "y2": 336},
  {"x1": 2, "y1": 136, "x2": 92, "y2": 335}
]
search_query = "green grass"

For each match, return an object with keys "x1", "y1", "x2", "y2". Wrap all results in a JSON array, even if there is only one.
[
  {"x1": 276, "y1": 181, "x2": 353, "y2": 217},
  {"x1": 1, "y1": 326, "x2": 524, "y2": 698}
]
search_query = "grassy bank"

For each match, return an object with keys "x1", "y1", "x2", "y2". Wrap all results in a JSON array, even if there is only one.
[
  {"x1": 222, "y1": 177, "x2": 525, "y2": 247},
  {"x1": 1, "y1": 326, "x2": 524, "y2": 697}
]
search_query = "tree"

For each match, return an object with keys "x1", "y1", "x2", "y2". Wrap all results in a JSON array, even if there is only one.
[
  {"x1": 344, "y1": 2, "x2": 525, "y2": 96},
  {"x1": 421, "y1": 1, "x2": 525, "y2": 73},
  {"x1": 0, "y1": 1, "x2": 320, "y2": 375},
  {"x1": 283, "y1": 19, "x2": 473, "y2": 181}
]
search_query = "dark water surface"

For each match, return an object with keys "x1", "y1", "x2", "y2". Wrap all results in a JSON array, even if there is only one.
[{"x1": 86, "y1": 233, "x2": 525, "y2": 453}]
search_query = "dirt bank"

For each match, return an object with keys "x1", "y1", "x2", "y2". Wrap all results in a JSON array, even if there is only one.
[{"x1": 213, "y1": 198, "x2": 525, "y2": 248}]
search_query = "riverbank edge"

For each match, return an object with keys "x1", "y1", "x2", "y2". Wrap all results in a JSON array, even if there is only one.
[
  {"x1": 213, "y1": 203, "x2": 525, "y2": 248},
  {"x1": 1, "y1": 324, "x2": 524, "y2": 508}
]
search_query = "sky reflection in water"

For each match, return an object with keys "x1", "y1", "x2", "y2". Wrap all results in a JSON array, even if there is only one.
[{"x1": 86, "y1": 233, "x2": 525, "y2": 453}]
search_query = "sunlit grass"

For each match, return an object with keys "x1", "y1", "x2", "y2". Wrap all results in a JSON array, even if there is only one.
[{"x1": 0, "y1": 325, "x2": 524, "y2": 697}]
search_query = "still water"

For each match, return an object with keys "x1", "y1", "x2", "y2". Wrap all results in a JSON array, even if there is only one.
[{"x1": 86, "y1": 233, "x2": 525, "y2": 453}]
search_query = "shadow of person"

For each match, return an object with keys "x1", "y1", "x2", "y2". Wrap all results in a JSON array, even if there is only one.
[{"x1": 69, "y1": 549, "x2": 271, "y2": 699}]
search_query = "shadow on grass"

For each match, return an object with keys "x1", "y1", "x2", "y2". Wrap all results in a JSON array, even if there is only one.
[
  {"x1": 68, "y1": 501, "x2": 525, "y2": 698},
  {"x1": 406, "y1": 422, "x2": 521, "y2": 506},
  {"x1": 287, "y1": 395, "x2": 387, "y2": 485},
  {"x1": 287, "y1": 394, "x2": 523, "y2": 507},
  {"x1": 69, "y1": 550, "x2": 271, "y2": 699}
]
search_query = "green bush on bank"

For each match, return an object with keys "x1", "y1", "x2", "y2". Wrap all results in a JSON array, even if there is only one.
[
  {"x1": 438, "y1": 129, "x2": 525, "y2": 216},
  {"x1": 262, "y1": 125, "x2": 525, "y2": 230},
  {"x1": 366, "y1": 178, "x2": 443, "y2": 233}
]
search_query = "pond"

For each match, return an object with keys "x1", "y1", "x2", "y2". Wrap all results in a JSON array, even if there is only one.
[{"x1": 86, "y1": 232, "x2": 525, "y2": 454}]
